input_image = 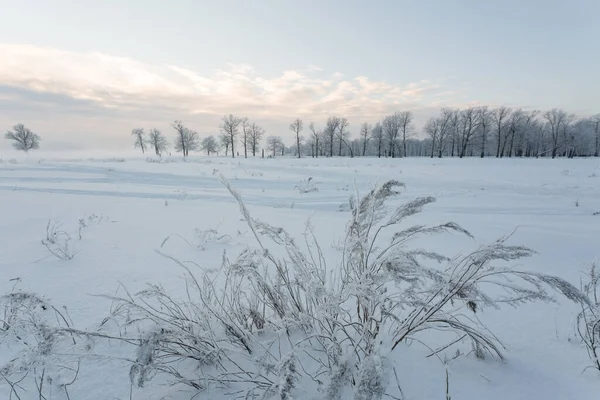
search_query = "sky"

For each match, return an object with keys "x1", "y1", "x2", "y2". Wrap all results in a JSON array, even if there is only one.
[{"x1": 1, "y1": 0, "x2": 599, "y2": 152}]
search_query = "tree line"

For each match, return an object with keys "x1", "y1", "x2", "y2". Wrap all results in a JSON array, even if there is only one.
[{"x1": 5, "y1": 107, "x2": 600, "y2": 158}]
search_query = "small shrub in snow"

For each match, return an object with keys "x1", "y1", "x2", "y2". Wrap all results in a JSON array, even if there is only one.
[
  {"x1": 41, "y1": 220, "x2": 77, "y2": 260},
  {"x1": 194, "y1": 227, "x2": 232, "y2": 250},
  {"x1": 295, "y1": 177, "x2": 318, "y2": 194},
  {"x1": 577, "y1": 261, "x2": 600, "y2": 373},
  {"x1": 91, "y1": 178, "x2": 586, "y2": 399},
  {"x1": 0, "y1": 289, "x2": 80, "y2": 399}
]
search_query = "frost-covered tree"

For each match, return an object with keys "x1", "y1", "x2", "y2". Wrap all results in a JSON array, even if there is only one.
[
  {"x1": 267, "y1": 135, "x2": 283, "y2": 157},
  {"x1": 371, "y1": 122, "x2": 384, "y2": 158},
  {"x1": 382, "y1": 113, "x2": 401, "y2": 158},
  {"x1": 397, "y1": 111, "x2": 413, "y2": 157},
  {"x1": 131, "y1": 128, "x2": 146, "y2": 154},
  {"x1": 172, "y1": 121, "x2": 199, "y2": 157},
  {"x1": 324, "y1": 116, "x2": 341, "y2": 157},
  {"x1": 148, "y1": 128, "x2": 168, "y2": 156},
  {"x1": 5, "y1": 123, "x2": 40, "y2": 153},
  {"x1": 241, "y1": 117, "x2": 250, "y2": 158},
  {"x1": 360, "y1": 122, "x2": 371, "y2": 156},
  {"x1": 220, "y1": 114, "x2": 242, "y2": 158},
  {"x1": 219, "y1": 133, "x2": 230, "y2": 156},
  {"x1": 309, "y1": 122, "x2": 321, "y2": 158},
  {"x1": 592, "y1": 114, "x2": 600, "y2": 157},
  {"x1": 290, "y1": 118, "x2": 303, "y2": 158},
  {"x1": 201, "y1": 135, "x2": 218, "y2": 156},
  {"x1": 336, "y1": 117, "x2": 349, "y2": 156},
  {"x1": 249, "y1": 122, "x2": 264, "y2": 156}
]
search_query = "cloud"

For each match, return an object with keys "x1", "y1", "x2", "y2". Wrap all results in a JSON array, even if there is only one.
[{"x1": 0, "y1": 43, "x2": 466, "y2": 150}]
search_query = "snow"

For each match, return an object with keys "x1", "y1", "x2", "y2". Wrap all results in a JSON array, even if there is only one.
[{"x1": 1, "y1": 155, "x2": 599, "y2": 399}]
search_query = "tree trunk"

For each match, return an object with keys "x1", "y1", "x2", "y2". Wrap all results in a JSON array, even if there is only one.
[{"x1": 296, "y1": 134, "x2": 301, "y2": 158}]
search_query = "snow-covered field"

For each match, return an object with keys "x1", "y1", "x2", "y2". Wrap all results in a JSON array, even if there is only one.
[{"x1": 1, "y1": 156, "x2": 599, "y2": 399}]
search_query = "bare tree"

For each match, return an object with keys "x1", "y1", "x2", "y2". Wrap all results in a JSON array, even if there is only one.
[
  {"x1": 543, "y1": 108, "x2": 568, "y2": 158},
  {"x1": 324, "y1": 116, "x2": 341, "y2": 157},
  {"x1": 477, "y1": 107, "x2": 491, "y2": 158},
  {"x1": 148, "y1": 129, "x2": 169, "y2": 156},
  {"x1": 360, "y1": 123, "x2": 371, "y2": 156},
  {"x1": 290, "y1": 118, "x2": 304, "y2": 158},
  {"x1": 267, "y1": 135, "x2": 283, "y2": 157},
  {"x1": 131, "y1": 128, "x2": 146, "y2": 154},
  {"x1": 371, "y1": 122, "x2": 384, "y2": 158},
  {"x1": 491, "y1": 107, "x2": 511, "y2": 158},
  {"x1": 5, "y1": 124, "x2": 40, "y2": 153},
  {"x1": 382, "y1": 113, "x2": 401, "y2": 157},
  {"x1": 592, "y1": 114, "x2": 600, "y2": 157},
  {"x1": 219, "y1": 133, "x2": 230, "y2": 156},
  {"x1": 336, "y1": 118, "x2": 349, "y2": 156},
  {"x1": 249, "y1": 123, "x2": 264, "y2": 156},
  {"x1": 309, "y1": 122, "x2": 321, "y2": 158},
  {"x1": 397, "y1": 111, "x2": 414, "y2": 157},
  {"x1": 173, "y1": 127, "x2": 199, "y2": 157},
  {"x1": 435, "y1": 108, "x2": 454, "y2": 158},
  {"x1": 459, "y1": 108, "x2": 478, "y2": 158},
  {"x1": 450, "y1": 109, "x2": 460, "y2": 157},
  {"x1": 172, "y1": 121, "x2": 189, "y2": 157},
  {"x1": 201, "y1": 135, "x2": 218, "y2": 156},
  {"x1": 505, "y1": 109, "x2": 524, "y2": 157},
  {"x1": 240, "y1": 118, "x2": 250, "y2": 158},
  {"x1": 424, "y1": 117, "x2": 440, "y2": 158},
  {"x1": 220, "y1": 114, "x2": 242, "y2": 158}
]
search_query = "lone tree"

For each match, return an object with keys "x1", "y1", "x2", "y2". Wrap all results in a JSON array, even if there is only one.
[
  {"x1": 131, "y1": 128, "x2": 147, "y2": 154},
  {"x1": 148, "y1": 129, "x2": 169, "y2": 157},
  {"x1": 201, "y1": 135, "x2": 218, "y2": 156},
  {"x1": 5, "y1": 123, "x2": 40, "y2": 153},
  {"x1": 220, "y1": 114, "x2": 242, "y2": 158},
  {"x1": 290, "y1": 118, "x2": 303, "y2": 158}
]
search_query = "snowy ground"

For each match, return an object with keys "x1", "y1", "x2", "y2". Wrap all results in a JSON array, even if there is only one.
[{"x1": 1, "y1": 155, "x2": 599, "y2": 399}]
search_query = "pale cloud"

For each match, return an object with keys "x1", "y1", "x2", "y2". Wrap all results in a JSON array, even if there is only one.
[
  {"x1": 0, "y1": 43, "x2": 467, "y2": 151},
  {"x1": 0, "y1": 43, "x2": 459, "y2": 118}
]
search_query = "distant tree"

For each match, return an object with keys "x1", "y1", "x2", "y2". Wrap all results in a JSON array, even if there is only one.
[
  {"x1": 491, "y1": 107, "x2": 511, "y2": 158},
  {"x1": 267, "y1": 135, "x2": 283, "y2": 157},
  {"x1": 172, "y1": 121, "x2": 188, "y2": 157},
  {"x1": 397, "y1": 111, "x2": 414, "y2": 157},
  {"x1": 131, "y1": 128, "x2": 146, "y2": 154},
  {"x1": 543, "y1": 108, "x2": 569, "y2": 158},
  {"x1": 505, "y1": 109, "x2": 525, "y2": 157},
  {"x1": 172, "y1": 121, "x2": 199, "y2": 157},
  {"x1": 148, "y1": 129, "x2": 169, "y2": 156},
  {"x1": 219, "y1": 133, "x2": 230, "y2": 156},
  {"x1": 337, "y1": 118, "x2": 349, "y2": 156},
  {"x1": 4, "y1": 123, "x2": 40, "y2": 153},
  {"x1": 220, "y1": 114, "x2": 242, "y2": 158},
  {"x1": 249, "y1": 123, "x2": 264, "y2": 156},
  {"x1": 201, "y1": 135, "x2": 219, "y2": 156},
  {"x1": 382, "y1": 113, "x2": 401, "y2": 158},
  {"x1": 592, "y1": 114, "x2": 600, "y2": 157},
  {"x1": 424, "y1": 117, "x2": 440, "y2": 158},
  {"x1": 290, "y1": 118, "x2": 304, "y2": 158},
  {"x1": 458, "y1": 108, "x2": 478, "y2": 158},
  {"x1": 476, "y1": 107, "x2": 491, "y2": 158},
  {"x1": 371, "y1": 122, "x2": 384, "y2": 158},
  {"x1": 241, "y1": 118, "x2": 250, "y2": 158},
  {"x1": 309, "y1": 122, "x2": 321, "y2": 158},
  {"x1": 324, "y1": 116, "x2": 341, "y2": 157},
  {"x1": 434, "y1": 109, "x2": 454, "y2": 158},
  {"x1": 360, "y1": 122, "x2": 371, "y2": 156}
]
